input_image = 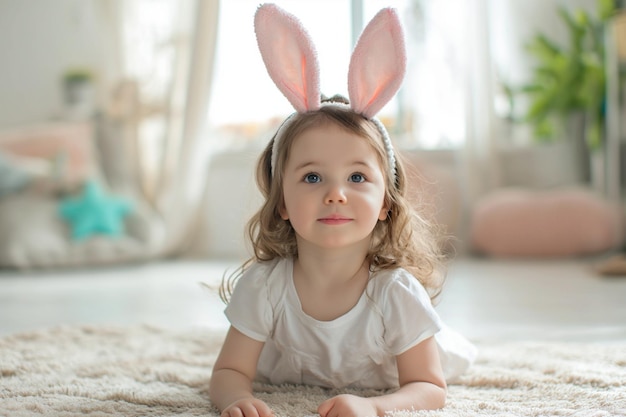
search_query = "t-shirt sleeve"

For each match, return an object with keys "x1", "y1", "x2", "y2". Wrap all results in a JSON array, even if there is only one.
[
  {"x1": 381, "y1": 271, "x2": 443, "y2": 356},
  {"x1": 224, "y1": 262, "x2": 274, "y2": 342}
]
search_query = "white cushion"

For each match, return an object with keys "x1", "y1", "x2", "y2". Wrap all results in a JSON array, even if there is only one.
[{"x1": 0, "y1": 190, "x2": 165, "y2": 269}]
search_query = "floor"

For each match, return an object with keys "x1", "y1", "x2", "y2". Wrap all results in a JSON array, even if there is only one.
[{"x1": 1, "y1": 256, "x2": 625, "y2": 342}]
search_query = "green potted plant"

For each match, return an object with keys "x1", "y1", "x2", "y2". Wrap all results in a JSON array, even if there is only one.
[
  {"x1": 62, "y1": 68, "x2": 96, "y2": 118},
  {"x1": 519, "y1": 0, "x2": 617, "y2": 152}
]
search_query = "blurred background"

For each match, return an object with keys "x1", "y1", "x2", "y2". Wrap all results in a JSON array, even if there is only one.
[{"x1": 0, "y1": 0, "x2": 625, "y2": 338}]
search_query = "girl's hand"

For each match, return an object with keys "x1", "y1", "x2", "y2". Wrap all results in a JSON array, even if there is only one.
[
  {"x1": 318, "y1": 394, "x2": 377, "y2": 417},
  {"x1": 221, "y1": 397, "x2": 274, "y2": 417}
]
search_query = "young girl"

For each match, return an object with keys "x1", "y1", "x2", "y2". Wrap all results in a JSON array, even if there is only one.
[{"x1": 209, "y1": 4, "x2": 475, "y2": 417}]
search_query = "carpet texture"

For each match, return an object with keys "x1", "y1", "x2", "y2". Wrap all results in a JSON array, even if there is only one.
[{"x1": 1, "y1": 325, "x2": 625, "y2": 417}]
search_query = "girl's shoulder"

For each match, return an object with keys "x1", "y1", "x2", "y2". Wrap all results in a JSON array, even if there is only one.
[
  {"x1": 225, "y1": 258, "x2": 292, "y2": 341},
  {"x1": 367, "y1": 267, "x2": 432, "y2": 307},
  {"x1": 369, "y1": 266, "x2": 425, "y2": 289},
  {"x1": 237, "y1": 257, "x2": 292, "y2": 300}
]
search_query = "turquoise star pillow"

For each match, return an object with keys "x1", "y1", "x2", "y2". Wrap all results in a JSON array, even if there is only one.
[{"x1": 59, "y1": 180, "x2": 133, "y2": 241}]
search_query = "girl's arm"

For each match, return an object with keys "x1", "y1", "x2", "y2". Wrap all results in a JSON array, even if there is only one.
[
  {"x1": 318, "y1": 336, "x2": 446, "y2": 417},
  {"x1": 209, "y1": 326, "x2": 273, "y2": 417}
]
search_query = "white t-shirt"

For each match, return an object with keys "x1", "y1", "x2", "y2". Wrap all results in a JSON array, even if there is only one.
[{"x1": 225, "y1": 258, "x2": 470, "y2": 389}]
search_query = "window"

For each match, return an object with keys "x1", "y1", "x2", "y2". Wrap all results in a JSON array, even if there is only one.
[
  {"x1": 389, "y1": 0, "x2": 467, "y2": 148},
  {"x1": 208, "y1": 0, "x2": 467, "y2": 150}
]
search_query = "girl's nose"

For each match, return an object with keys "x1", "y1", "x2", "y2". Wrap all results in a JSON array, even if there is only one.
[{"x1": 324, "y1": 184, "x2": 347, "y2": 204}]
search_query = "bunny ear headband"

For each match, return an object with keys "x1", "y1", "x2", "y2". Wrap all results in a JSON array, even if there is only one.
[{"x1": 254, "y1": 3, "x2": 407, "y2": 180}]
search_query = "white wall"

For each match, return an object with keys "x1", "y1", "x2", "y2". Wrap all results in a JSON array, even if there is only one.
[
  {"x1": 194, "y1": 148, "x2": 263, "y2": 259},
  {"x1": 0, "y1": 0, "x2": 117, "y2": 128}
]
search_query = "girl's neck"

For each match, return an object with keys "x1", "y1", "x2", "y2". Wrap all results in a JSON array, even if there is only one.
[
  {"x1": 293, "y1": 238, "x2": 371, "y2": 289},
  {"x1": 292, "y1": 249, "x2": 370, "y2": 322},
  {"x1": 295, "y1": 254, "x2": 368, "y2": 289}
]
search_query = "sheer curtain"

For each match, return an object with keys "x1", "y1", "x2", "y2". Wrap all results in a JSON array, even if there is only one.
[
  {"x1": 102, "y1": 0, "x2": 219, "y2": 256},
  {"x1": 459, "y1": 0, "x2": 502, "y2": 236}
]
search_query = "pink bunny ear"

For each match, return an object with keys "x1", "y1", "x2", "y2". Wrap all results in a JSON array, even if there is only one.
[
  {"x1": 254, "y1": 4, "x2": 321, "y2": 112},
  {"x1": 348, "y1": 8, "x2": 406, "y2": 118}
]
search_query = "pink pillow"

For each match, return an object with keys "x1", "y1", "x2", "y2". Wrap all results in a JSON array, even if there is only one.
[
  {"x1": 0, "y1": 122, "x2": 96, "y2": 189},
  {"x1": 470, "y1": 188, "x2": 624, "y2": 257}
]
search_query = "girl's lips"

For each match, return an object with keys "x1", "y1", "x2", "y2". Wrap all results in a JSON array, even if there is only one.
[{"x1": 318, "y1": 216, "x2": 352, "y2": 225}]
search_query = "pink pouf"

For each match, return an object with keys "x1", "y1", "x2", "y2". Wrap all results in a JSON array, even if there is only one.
[{"x1": 470, "y1": 188, "x2": 624, "y2": 258}]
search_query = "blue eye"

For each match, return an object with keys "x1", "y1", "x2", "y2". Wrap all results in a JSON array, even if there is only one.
[
  {"x1": 304, "y1": 173, "x2": 321, "y2": 183},
  {"x1": 349, "y1": 173, "x2": 365, "y2": 183}
]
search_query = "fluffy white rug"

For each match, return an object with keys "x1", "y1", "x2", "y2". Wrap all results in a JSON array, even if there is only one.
[{"x1": 1, "y1": 325, "x2": 625, "y2": 416}]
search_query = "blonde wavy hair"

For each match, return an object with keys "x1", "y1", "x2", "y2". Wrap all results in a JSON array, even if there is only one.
[{"x1": 220, "y1": 102, "x2": 446, "y2": 304}]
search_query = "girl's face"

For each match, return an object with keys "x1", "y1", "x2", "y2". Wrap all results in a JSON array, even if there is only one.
[{"x1": 279, "y1": 122, "x2": 388, "y2": 251}]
